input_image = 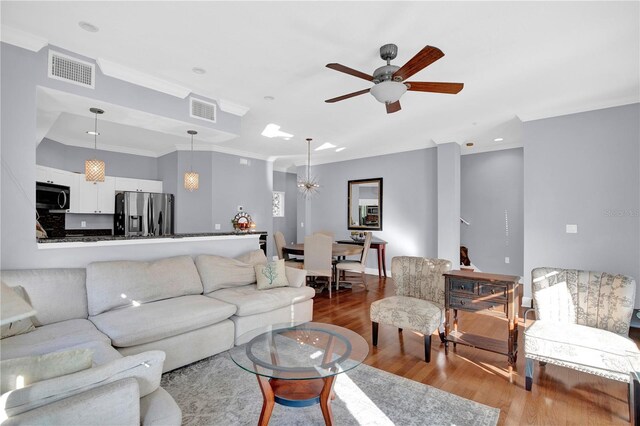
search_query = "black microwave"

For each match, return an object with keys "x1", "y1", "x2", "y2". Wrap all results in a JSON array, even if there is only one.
[{"x1": 36, "y1": 182, "x2": 70, "y2": 211}]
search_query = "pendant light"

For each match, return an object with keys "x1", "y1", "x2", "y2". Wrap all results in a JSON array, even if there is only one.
[
  {"x1": 297, "y1": 138, "x2": 319, "y2": 197},
  {"x1": 85, "y1": 107, "x2": 105, "y2": 182},
  {"x1": 184, "y1": 130, "x2": 199, "y2": 191}
]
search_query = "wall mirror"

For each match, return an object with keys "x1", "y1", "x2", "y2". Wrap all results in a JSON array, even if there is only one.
[{"x1": 348, "y1": 178, "x2": 383, "y2": 231}]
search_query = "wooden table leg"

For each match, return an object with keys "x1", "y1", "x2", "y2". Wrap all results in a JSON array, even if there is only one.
[
  {"x1": 381, "y1": 245, "x2": 387, "y2": 277},
  {"x1": 256, "y1": 375, "x2": 275, "y2": 426},
  {"x1": 444, "y1": 308, "x2": 450, "y2": 355},
  {"x1": 376, "y1": 247, "x2": 383, "y2": 278},
  {"x1": 319, "y1": 375, "x2": 336, "y2": 425}
]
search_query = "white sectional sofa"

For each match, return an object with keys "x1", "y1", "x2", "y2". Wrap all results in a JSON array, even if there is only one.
[{"x1": 0, "y1": 250, "x2": 313, "y2": 425}]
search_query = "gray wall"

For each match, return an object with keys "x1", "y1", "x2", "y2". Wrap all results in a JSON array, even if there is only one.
[
  {"x1": 0, "y1": 42, "x2": 243, "y2": 269},
  {"x1": 298, "y1": 148, "x2": 439, "y2": 273},
  {"x1": 523, "y1": 103, "x2": 640, "y2": 305},
  {"x1": 273, "y1": 171, "x2": 298, "y2": 251},
  {"x1": 37, "y1": 138, "x2": 158, "y2": 179},
  {"x1": 437, "y1": 142, "x2": 461, "y2": 267},
  {"x1": 461, "y1": 148, "x2": 524, "y2": 276}
]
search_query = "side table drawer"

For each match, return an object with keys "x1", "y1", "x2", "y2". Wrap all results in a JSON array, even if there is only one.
[
  {"x1": 479, "y1": 284, "x2": 507, "y2": 299},
  {"x1": 448, "y1": 279, "x2": 477, "y2": 294},
  {"x1": 449, "y1": 295, "x2": 507, "y2": 315}
]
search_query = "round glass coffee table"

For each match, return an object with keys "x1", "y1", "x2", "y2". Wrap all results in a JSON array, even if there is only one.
[{"x1": 229, "y1": 322, "x2": 369, "y2": 425}]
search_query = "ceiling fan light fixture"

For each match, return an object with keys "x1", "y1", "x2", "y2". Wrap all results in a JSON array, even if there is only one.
[{"x1": 370, "y1": 80, "x2": 407, "y2": 104}]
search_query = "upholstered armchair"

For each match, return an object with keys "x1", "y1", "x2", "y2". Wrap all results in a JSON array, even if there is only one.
[
  {"x1": 524, "y1": 267, "x2": 639, "y2": 398},
  {"x1": 370, "y1": 256, "x2": 452, "y2": 362}
]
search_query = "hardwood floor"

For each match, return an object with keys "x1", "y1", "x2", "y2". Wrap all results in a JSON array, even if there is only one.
[{"x1": 312, "y1": 274, "x2": 637, "y2": 425}]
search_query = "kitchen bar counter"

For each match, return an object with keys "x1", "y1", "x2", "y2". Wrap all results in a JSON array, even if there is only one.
[{"x1": 37, "y1": 232, "x2": 266, "y2": 249}]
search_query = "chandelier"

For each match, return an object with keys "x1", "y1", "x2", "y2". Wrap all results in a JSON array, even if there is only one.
[{"x1": 297, "y1": 138, "x2": 319, "y2": 197}]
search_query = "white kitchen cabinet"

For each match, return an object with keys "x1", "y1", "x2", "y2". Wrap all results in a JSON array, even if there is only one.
[
  {"x1": 77, "y1": 176, "x2": 116, "y2": 214},
  {"x1": 36, "y1": 165, "x2": 77, "y2": 188},
  {"x1": 114, "y1": 177, "x2": 163, "y2": 193}
]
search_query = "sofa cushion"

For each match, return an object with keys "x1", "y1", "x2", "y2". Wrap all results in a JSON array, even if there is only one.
[
  {"x1": 0, "y1": 319, "x2": 110, "y2": 361},
  {"x1": 89, "y1": 295, "x2": 236, "y2": 347},
  {"x1": 1, "y1": 349, "x2": 93, "y2": 393},
  {"x1": 255, "y1": 260, "x2": 289, "y2": 290},
  {"x1": 1, "y1": 269, "x2": 88, "y2": 326},
  {"x1": 1, "y1": 285, "x2": 36, "y2": 338},
  {"x1": 236, "y1": 249, "x2": 268, "y2": 266},
  {"x1": 207, "y1": 285, "x2": 315, "y2": 317},
  {"x1": 195, "y1": 255, "x2": 257, "y2": 293},
  {"x1": 1, "y1": 350, "x2": 164, "y2": 418},
  {"x1": 86, "y1": 256, "x2": 204, "y2": 316}
]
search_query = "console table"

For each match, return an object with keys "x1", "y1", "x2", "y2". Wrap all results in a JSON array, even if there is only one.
[
  {"x1": 336, "y1": 237, "x2": 388, "y2": 277},
  {"x1": 443, "y1": 270, "x2": 520, "y2": 371}
]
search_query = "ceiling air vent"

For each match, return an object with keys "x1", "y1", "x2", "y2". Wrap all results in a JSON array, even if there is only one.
[
  {"x1": 190, "y1": 97, "x2": 217, "y2": 123},
  {"x1": 48, "y1": 50, "x2": 95, "y2": 89}
]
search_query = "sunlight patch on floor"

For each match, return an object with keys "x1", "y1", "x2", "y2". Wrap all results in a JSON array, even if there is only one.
[{"x1": 334, "y1": 373, "x2": 394, "y2": 425}]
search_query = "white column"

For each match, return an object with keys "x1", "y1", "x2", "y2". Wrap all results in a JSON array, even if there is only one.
[{"x1": 437, "y1": 142, "x2": 461, "y2": 267}]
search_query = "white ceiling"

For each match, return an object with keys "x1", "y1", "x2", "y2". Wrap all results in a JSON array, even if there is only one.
[{"x1": 3, "y1": 1, "x2": 639, "y2": 171}]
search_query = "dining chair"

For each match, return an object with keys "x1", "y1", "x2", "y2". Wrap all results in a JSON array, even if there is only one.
[
  {"x1": 314, "y1": 230, "x2": 335, "y2": 241},
  {"x1": 273, "y1": 231, "x2": 303, "y2": 268},
  {"x1": 304, "y1": 233, "x2": 334, "y2": 297},
  {"x1": 335, "y1": 231, "x2": 372, "y2": 293}
]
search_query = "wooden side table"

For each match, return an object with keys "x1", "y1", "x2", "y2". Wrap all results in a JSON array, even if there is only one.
[
  {"x1": 336, "y1": 237, "x2": 387, "y2": 277},
  {"x1": 443, "y1": 270, "x2": 520, "y2": 372}
]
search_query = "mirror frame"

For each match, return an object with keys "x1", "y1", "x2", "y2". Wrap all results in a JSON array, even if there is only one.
[{"x1": 347, "y1": 178, "x2": 383, "y2": 231}]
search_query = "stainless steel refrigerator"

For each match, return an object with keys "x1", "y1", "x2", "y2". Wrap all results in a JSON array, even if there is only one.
[{"x1": 114, "y1": 192, "x2": 174, "y2": 236}]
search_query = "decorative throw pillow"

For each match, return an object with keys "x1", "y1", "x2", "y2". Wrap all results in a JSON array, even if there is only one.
[
  {"x1": 0, "y1": 348, "x2": 93, "y2": 394},
  {"x1": 0, "y1": 285, "x2": 35, "y2": 339},
  {"x1": 255, "y1": 259, "x2": 289, "y2": 290}
]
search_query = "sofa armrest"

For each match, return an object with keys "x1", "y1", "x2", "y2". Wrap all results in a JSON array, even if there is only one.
[
  {"x1": 1, "y1": 351, "x2": 164, "y2": 418},
  {"x1": 2, "y1": 378, "x2": 140, "y2": 426},
  {"x1": 285, "y1": 267, "x2": 307, "y2": 288}
]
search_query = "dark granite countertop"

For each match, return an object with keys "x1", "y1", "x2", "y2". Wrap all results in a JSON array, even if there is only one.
[{"x1": 37, "y1": 231, "x2": 267, "y2": 244}]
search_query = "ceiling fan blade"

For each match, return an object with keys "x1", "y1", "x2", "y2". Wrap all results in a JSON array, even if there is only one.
[
  {"x1": 406, "y1": 82, "x2": 464, "y2": 94},
  {"x1": 392, "y1": 46, "x2": 444, "y2": 82},
  {"x1": 326, "y1": 63, "x2": 373, "y2": 82},
  {"x1": 386, "y1": 101, "x2": 401, "y2": 114},
  {"x1": 325, "y1": 88, "x2": 371, "y2": 103}
]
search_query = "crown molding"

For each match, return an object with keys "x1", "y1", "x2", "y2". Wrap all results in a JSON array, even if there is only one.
[
  {"x1": 174, "y1": 144, "x2": 271, "y2": 161},
  {"x1": 217, "y1": 99, "x2": 250, "y2": 117},
  {"x1": 1, "y1": 26, "x2": 48, "y2": 52},
  {"x1": 517, "y1": 98, "x2": 639, "y2": 122},
  {"x1": 96, "y1": 57, "x2": 191, "y2": 99}
]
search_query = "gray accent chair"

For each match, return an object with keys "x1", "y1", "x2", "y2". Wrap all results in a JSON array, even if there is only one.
[
  {"x1": 370, "y1": 256, "x2": 452, "y2": 362},
  {"x1": 524, "y1": 267, "x2": 639, "y2": 413}
]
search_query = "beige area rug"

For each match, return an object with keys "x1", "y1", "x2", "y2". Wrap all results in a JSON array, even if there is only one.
[{"x1": 161, "y1": 352, "x2": 500, "y2": 425}]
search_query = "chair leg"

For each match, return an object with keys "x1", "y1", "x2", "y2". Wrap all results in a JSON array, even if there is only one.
[
  {"x1": 539, "y1": 361, "x2": 547, "y2": 366},
  {"x1": 424, "y1": 334, "x2": 432, "y2": 363},
  {"x1": 361, "y1": 272, "x2": 367, "y2": 291},
  {"x1": 372, "y1": 321, "x2": 379, "y2": 346},
  {"x1": 328, "y1": 276, "x2": 332, "y2": 298},
  {"x1": 439, "y1": 331, "x2": 446, "y2": 343},
  {"x1": 525, "y1": 358, "x2": 534, "y2": 391},
  {"x1": 398, "y1": 328, "x2": 403, "y2": 332}
]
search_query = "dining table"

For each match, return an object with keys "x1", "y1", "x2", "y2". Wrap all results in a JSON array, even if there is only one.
[{"x1": 282, "y1": 243, "x2": 363, "y2": 258}]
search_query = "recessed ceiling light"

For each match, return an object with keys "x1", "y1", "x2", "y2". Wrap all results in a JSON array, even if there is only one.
[
  {"x1": 261, "y1": 123, "x2": 293, "y2": 139},
  {"x1": 466, "y1": 142, "x2": 474, "y2": 147},
  {"x1": 335, "y1": 147, "x2": 346, "y2": 152},
  {"x1": 86, "y1": 131, "x2": 100, "y2": 136},
  {"x1": 192, "y1": 67, "x2": 206, "y2": 75},
  {"x1": 264, "y1": 96, "x2": 275, "y2": 101},
  {"x1": 78, "y1": 21, "x2": 99, "y2": 33},
  {"x1": 315, "y1": 142, "x2": 336, "y2": 151},
  {"x1": 494, "y1": 137, "x2": 504, "y2": 142}
]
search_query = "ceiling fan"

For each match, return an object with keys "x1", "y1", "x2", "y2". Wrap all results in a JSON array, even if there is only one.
[{"x1": 325, "y1": 44, "x2": 464, "y2": 114}]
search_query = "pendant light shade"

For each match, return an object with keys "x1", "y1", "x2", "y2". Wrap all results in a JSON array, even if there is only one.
[
  {"x1": 184, "y1": 130, "x2": 199, "y2": 191},
  {"x1": 297, "y1": 138, "x2": 319, "y2": 197},
  {"x1": 85, "y1": 108, "x2": 105, "y2": 182}
]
